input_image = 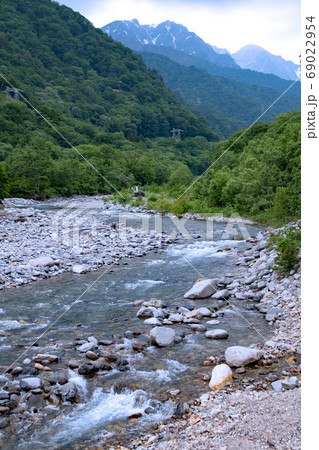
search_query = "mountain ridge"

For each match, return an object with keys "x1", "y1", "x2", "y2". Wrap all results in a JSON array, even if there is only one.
[
  {"x1": 232, "y1": 44, "x2": 299, "y2": 81},
  {"x1": 102, "y1": 19, "x2": 237, "y2": 68}
]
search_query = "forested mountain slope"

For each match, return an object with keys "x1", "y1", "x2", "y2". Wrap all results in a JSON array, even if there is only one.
[
  {"x1": 141, "y1": 52, "x2": 300, "y2": 137},
  {"x1": 0, "y1": 0, "x2": 214, "y2": 141},
  {"x1": 0, "y1": 0, "x2": 220, "y2": 198}
]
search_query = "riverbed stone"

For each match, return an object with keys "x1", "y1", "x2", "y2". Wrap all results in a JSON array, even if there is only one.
[
  {"x1": 144, "y1": 317, "x2": 162, "y2": 326},
  {"x1": 20, "y1": 377, "x2": 43, "y2": 391},
  {"x1": 206, "y1": 319, "x2": 221, "y2": 325},
  {"x1": 211, "y1": 289, "x2": 230, "y2": 300},
  {"x1": 32, "y1": 354, "x2": 58, "y2": 364},
  {"x1": 183, "y1": 279, "x2": 218, "y2": 299},
  {"x1": 72, "y1": 264, "x2": 87, "y2": 274},
  {"x1": 168, "y1": 313, "x2": 184, "y2": 323},
  {"x1": 190, "y1": 324, "x2": 206, "y2": 332},
  {"x1": 205, "y1": 329, "x2": 229, "y2": 339},
  {"x1": 196, "y1": 307, "x2": 212, "y2": 317},
  {"x1": 225, "y1": 346, "x2": 262, "y2": 367},
  {"x1": 77, "y1": 342, "x2": 97, "y2": 353},
  {"x1": 184, "y1": 309, "x2": 203, "y2": 320},
  {"x1": 29, "y1": 256, "x2": 55, "y2": 267},
  {"x1": 150, "y1": 327, "x2": 175, "y2": 347},
  {"x1": 209, "y1": 364, "x2": 233, "y2": 390}
]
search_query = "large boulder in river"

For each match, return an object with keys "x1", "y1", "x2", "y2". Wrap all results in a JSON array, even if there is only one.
[
  {"x1": 225, "y1": 346, "x2": 262, "y2": 367},
  {"x1": 150, "y1": 327, "x2": 175, "y2": 347},
  {"x1": 29, "y1": 256, "x2": 55, "y2": 267},
  {"x1": 183, "y1": 279, "x2": 218, "y2": 299},
  {"x1": 209, "y1": 364, "x2": 233, "y2": 390}
]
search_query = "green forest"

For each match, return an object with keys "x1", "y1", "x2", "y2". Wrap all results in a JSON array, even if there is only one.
[
  {"x1": 140, "y1": 52, "x2": 300, "y2": 137},
  {"x1": 0, "y1": 0, "x2": 301, "y2": 226}
]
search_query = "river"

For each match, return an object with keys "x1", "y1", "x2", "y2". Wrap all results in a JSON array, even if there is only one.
[{"x1": 0, "y1": 208, "x2": 270, "y2": 448}]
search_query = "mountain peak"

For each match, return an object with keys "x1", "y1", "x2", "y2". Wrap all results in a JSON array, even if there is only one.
[
  {"x1": 102, "y1": 19, "x2": 237, "y2": 68},
  {"x1": 232, "y1": 45, "x2": 299, "y2": 80}
]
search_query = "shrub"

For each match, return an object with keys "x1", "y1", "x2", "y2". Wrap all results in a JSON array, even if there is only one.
[{"x1": 267, "y1": 224, "x2": 301, "y2": 274}]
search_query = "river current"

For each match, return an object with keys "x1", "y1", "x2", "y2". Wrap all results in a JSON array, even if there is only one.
[{"x1": 0, "y1": 209, "x2": 270, "y2": 448}]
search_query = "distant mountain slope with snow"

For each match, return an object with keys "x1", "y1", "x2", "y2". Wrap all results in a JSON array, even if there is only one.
[
  {"x1": 232, "y1": 45, "x2": 299, "y2": 81},
  {"x1": 102, "y1": 19, "x2": 237, "y2": 68}
]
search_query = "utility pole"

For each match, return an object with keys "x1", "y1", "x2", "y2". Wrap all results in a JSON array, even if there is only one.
[
  {"x1": 170, "y1": 128, "x2": 183, "y2": 142},
  {"x1": 4, "y1": 87, "x2": 23, "y2": 101}
]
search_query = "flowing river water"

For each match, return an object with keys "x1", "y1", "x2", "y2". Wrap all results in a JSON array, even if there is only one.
[{"x1": 0, "y1": 208, "x2": 271, "y2": 448}]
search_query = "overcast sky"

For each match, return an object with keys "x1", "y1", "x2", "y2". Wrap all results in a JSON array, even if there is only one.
[{"x1": 58, "y1": 0, "x2": 300, "y2": 63}]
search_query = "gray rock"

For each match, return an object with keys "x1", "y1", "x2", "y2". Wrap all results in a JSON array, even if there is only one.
[
  {"x1": 60, "y1": 382, "x2": 78, "y2": 401},
  {"x1": 281, "y1": 377, "x2": 300, "y2": 390},
  {"x1": 29, "y1": 256, "x2": 55, "y2": 267},
  {"x1": 225, "y1": 346, "x2": 261, "y2": 367},
  {"x1": 77, "y1": 342, "x2": 97, "y2": 353},
  {"x1": 72, "y1": 264, "x2": 87, "y2": 274},
  {"x1": 271, "y1": 380, "x2": 284, "y2": 391},
  {"x1": 196, "y1": 307, "x2": 212, "y2": 317},
  {"x1": 206, "y1": 329, "x2": 229, "y2": 339},
  {"x1": 20, "y1": 377, "x2": 43, "y2": 391},
  {"x1": 144, "y1": 317, "x2": 162, "y2": 326},
  {"x1": 266, "y1": 307, "x2": 283, "y2": 322},
  {"x1": 168, "y1": 313, "x2": 184, "y2": 323},
  {"x1": 190, "y1": 324, "x2": 206, "y2": 332},
  {"x1": 206, "y1": 319, "x2": 221, "y2": 325},
  {"x1": 245, "y1": 275, "x2": 257, "y2": 285},
  {"x1": 150, "y1": 327, "x2": 175, "y2": 347},
  {"x1": 211, "y1": 289, "x2": 230, "y2": 300},
  {"x1": 183, "y1": 279, "x2": 218, "y2": 299}
]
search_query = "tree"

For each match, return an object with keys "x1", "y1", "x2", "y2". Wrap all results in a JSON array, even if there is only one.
[{"x1": 0, "y1": 163, "x2": 9, "y2": 206}]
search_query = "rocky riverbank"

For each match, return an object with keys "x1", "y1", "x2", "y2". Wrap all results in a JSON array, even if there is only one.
[
  {"x1": 0, "y1": 196, "x2": 175, "y2": 290},
  {"x1": 123, "y1": 222, "x2": 301, "y2": 450},
  {"x1": 0, "y1": 199, "x2": 301, "y2": 448}
]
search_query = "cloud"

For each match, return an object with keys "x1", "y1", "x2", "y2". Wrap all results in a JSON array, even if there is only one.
[{"x1": 58, "y1": 0, "x2": 300, "y2": 63}]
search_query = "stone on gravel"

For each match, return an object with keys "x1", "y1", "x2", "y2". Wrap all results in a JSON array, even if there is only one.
[
  {"x1": 72, "y1": 264, "x2": 87, "y2": 274},
  {"x1": 225, "y1": 346, "x2": 261, "y2": 367},
  {"x1": 190, "y1": 324, "x2": 206, "y2": 332},
  {"x1": 207, "y1": 319, "x2": 221, "y2": 325},
  {"x1": 32, "y1": 354, "x2": 58, "y2": 363},
  {"x1": 77, "y1": 342, "x2": 97, "y2": 353},
  {"x1": 20, "y1": 377, "x2": 43, "y2": 391},
  {"x1": 144, "y1": 317, "x2": 162, "y2": 326},
  {"x1": 209, "y1": 364, "x2": 233, "y2": 390},
  {"x1": 29, "y1": 256, "x2": 55, "y2": 267},
  {"x1": 184, "y1": 309, "x2": 203, "y2": 320},
  {"x1": 205, "y1": 329, "x2": 229, "y2": 339},
  {"x1": 150, "y1": 327, "x2": 175, "y2": 347},
  {"x1": 183, "y1": 279, "x2": 218, "y2": 299},
  {"x1": 196, "y1": 307, "x2": 212, "y2": 317},
  {"x1": 211, "y1": 289, "x2": 230, "y2": 300}
]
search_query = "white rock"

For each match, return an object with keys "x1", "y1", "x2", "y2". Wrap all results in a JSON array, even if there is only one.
[
  {"x1": 72, "y1": 264, "x2": 87, "y2": 274},
  {"x1": 183, "y1": 279, "x2": 217, "y2": 299},
  {"x1": 211, "y1": 289, "x2": 230, "y2": 299},
  {"x1": 29, "y1": 256, "x2": 55, "y2": 267},
  {"x1": 225, "y1": 346, "x2": 261, "y2": 367},
  {"x1": 77, "y1": 342, "x2": 97, "y2": 353},
  {"x1": 184, "y1": 309, "x2": 203, "y2": 320},
  {"x1": 144, "y1": 317, "x2": 162, "y2": 326},
  {"x1": 205, "y1": 329, "x2": 229, "y2": 339},
  {"x1": 168, "y1": 313, "x2": 184, "y2": 323},
  {"x1": 209, "y1": 364, "x2": 233, "y2": 390},
  {"x1": 196, "y1": 307, "x2": 212, "y2": 317},
  {"x1": 207, "y1": 319, "x2": 220, "y2": 325},
  {"x1": 150, "y1": 327, "x2": 175, "y2": 347}
]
